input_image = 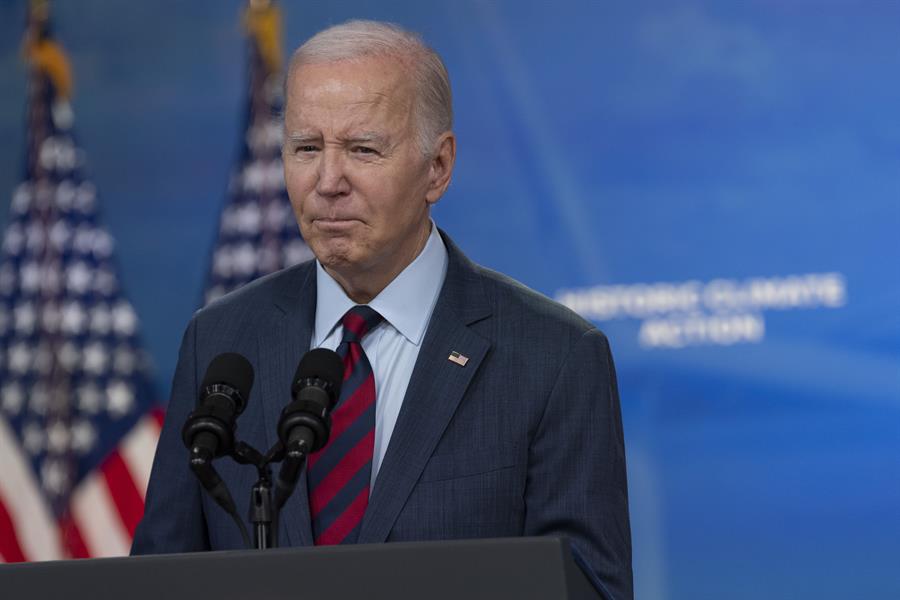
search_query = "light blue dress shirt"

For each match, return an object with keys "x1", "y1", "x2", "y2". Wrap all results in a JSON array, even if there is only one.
[{"x1": 311, "y1": 223, "x2": 448, "y2": 487}]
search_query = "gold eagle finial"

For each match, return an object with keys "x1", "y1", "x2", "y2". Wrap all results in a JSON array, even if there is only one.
[
  {"x1": 243, "y1": 0, "x2": 283, "y2": 75},
  {"x1": 23, "y1": 0, "x2": 74, "y2": 100}
]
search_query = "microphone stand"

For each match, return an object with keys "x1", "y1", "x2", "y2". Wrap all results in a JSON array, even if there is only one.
[
  {"x1": 232, "y1": 442, "x2": 286, "y2": 550},
  {"x1": 191, "y1": 436, "x2": 310, "y2": 550}
]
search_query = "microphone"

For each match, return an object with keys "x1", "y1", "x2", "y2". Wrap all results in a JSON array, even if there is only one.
[
  {"x1": 274, "y1": 348, "x2": 343, "y2": 509},
  {"x1": 278, "y1": 348, "x2": 344, "y2": 454},
  {"x1": 181, "y1": 352, "x2": 254, "y2": 461},
  {"x1": 180, "y1": 353, "x2": 255, "y2": 548}
]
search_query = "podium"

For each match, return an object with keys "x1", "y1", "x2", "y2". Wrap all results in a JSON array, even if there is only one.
[{"x1": 0, "y1": 536, "x2": 608, "y2": 599}]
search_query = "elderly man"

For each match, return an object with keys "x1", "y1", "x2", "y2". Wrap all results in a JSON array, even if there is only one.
[{"x1": 133, "y1": 20, "x2": 632, "y2": 600}]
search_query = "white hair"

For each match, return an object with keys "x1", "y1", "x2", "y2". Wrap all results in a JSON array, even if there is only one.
[{"x1": 286, "y1": 20, "x2": 453, "y2": 155}]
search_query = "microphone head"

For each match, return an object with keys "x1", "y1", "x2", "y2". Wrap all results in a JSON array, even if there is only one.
[
  {"x1": 293, "y1": 348, "x2": 343, "y2": 400},
  {"x1": 201, "y1": 352, "x2": 254, "y2": 413}
]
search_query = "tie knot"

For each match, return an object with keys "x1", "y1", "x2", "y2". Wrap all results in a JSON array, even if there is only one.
[{"x1": 340, "y1": 305, "x2": 383, "y2": 343}]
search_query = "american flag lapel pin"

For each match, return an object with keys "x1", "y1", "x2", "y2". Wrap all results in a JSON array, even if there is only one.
[{"x1": 448, "y1": 350, "x2": 469, "y2": 366}]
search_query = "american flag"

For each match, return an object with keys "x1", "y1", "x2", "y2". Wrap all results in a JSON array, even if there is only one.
[
  {"x1": 0, "y1": 4, "x2": 161, "y2": 562},
  {"x1": 203, "y1": 0, "x2": 311, "y2": 306}
]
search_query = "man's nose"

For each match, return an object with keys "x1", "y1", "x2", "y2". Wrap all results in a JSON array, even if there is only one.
[{"x1": 316, "y1": 148, "x2": 350, "y2": 197}]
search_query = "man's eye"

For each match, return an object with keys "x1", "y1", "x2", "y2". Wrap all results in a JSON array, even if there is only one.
[
  {"x1": 296, "y1": 145, "x2": 318, "y2": 153},
  {"x1": 354, "y1": 146, "x2": 377, "y2": 155}
]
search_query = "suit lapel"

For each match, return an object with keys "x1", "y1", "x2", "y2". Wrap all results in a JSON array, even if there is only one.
[
  {"x1": 358, "y1": 233, "x2": 492, "y2": 544},
  {"x1": 257, "y1": 263, "x2": 317, "y2": 547}
]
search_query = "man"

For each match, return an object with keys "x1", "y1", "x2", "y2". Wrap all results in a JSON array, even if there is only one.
[{"x1": 133, "y1": 20, "x2": 632, "y2": 600}]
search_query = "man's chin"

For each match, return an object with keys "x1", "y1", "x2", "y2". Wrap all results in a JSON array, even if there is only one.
[{"x1": 310, "y1": 242, "x2": 359, "y2": 272}]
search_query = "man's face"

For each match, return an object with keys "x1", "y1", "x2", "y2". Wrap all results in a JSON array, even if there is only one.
[{"x1": 283, "y1": 57, "x2": 437, "y2": 290}]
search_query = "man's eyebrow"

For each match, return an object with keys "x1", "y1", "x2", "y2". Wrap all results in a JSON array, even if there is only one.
[
  {"x1": 343, "y1": 132, "x2": 387, "y2": 145},
  {"x1": 285, "y1": 132, "x2": 389, "y2": 146},
  {"x1": 285, "y1": 133, "x2": 320, "y2": 143}
]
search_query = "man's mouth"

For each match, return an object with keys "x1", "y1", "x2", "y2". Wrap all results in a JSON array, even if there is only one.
[{"x1": 313, "y1": 217, "x2": 361, "y2": 232}]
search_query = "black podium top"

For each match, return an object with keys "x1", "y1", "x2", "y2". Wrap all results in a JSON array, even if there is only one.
[{"x1": 0, "y1": 536, "x2": 608, "y2": 600}]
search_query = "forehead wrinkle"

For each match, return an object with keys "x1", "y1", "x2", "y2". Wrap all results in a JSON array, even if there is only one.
[
  {"x1": 297, "y1": 73, "x2": 391, "y2": 103},
  {"x1": 286, "y1": 60, "x2": 416, "y2": 142},
  {"x1": 291, "y1": 93, "x2": 393, "y2": 127}
]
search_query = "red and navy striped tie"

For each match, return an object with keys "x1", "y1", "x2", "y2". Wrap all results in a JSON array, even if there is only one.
[{"x1": 308, "y1": 305, "x2": 384, "y2": 545}]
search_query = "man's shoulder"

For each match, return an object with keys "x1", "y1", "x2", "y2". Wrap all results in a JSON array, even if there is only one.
[
  {"x1": 472, "y1": 263, "x2": 603, "y2": 343},
  {"x1": 194, "y1": 260, "x2": 315, "y2": 322},
  {"x1": 440, "y1": 231, "x2": 602, "y2": 346}
]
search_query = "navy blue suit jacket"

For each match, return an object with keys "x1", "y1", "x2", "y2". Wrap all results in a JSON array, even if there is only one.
[{"x1": 132, "y1": 233, "x2": 633, "y2": 600}]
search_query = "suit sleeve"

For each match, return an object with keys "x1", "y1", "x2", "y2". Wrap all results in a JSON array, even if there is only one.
[
  {"x1": 523, "y1": 328, "x2": 633, "y2": 600},
  {"x1": 131, "y1": 316, "x2": 210, "y2": 555}
]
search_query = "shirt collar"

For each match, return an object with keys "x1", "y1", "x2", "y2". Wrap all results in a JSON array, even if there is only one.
[{"x1": 313, "y1": 221, "x2": 448, "y2": 346}]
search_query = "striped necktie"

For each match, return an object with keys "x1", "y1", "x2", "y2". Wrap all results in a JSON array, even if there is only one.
[{"x1": 308, "y1": 305, "x2": 383, "y2": 545}]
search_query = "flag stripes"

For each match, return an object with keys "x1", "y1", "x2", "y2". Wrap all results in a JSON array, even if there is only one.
[{"x1": 0, "y1": 8, "x2": 163, "y2": 563}]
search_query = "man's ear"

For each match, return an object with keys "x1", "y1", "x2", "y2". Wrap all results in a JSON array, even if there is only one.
[{"x1": 425, "y1": 131, "x2": 456, "y2": 205}]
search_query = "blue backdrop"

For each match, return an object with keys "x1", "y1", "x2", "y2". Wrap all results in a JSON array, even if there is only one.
[{"x1": 1, "y1": 1, "x2": 898, "y2": 598}]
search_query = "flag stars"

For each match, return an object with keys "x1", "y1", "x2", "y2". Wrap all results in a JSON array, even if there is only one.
[
  {"x1": 54, "y1": 180, "x2": 76, "y2": 212},
  {"x1": 50, "y1": 220, "x2": 72, "y2": 251},
  {"x1": 74, "y1": 182, "x2": 97, "y2": 213},
  {"x1": 20, "y1": 261, "x2": 41, "y2": 293},
  {"x1": 90, "y1": 304, "x2": 112, "y2": 335},
  {"x1": 235, "y1": 203, "x2": 262, "y2": 234},
  {"x1": 40, "y1": 266, "x2": 63, "y2": 295},
  {"x1": 242, "y1": 162, "x2": 266, "y2": 193},
  {"x1": 77, "y1": 383, "x2": 103, "y2": 414},
  {"x1": 2, "y1": 223, "x2": 25, "y2": 254},
  {"x1": 40, "y1": 302, "x2": 61, "y2": 333},
  {"x1": 46, "y1": 421, "x2": 71, "y2": 454},
  {"x1": 29, "y1": 382, "x2": 51, "y2": 415},
  {"x1": 264, "y1": 160, "x2": 283, "y2": 190},
  {"x1": 113, "y1": 346, "x2": 136, "y2": 375},
  {"x1": 263, "y1": 200, "x2": 291, "y2": 231},
  {"x1": 246, "y1": 120, "x2": 283, "y2": 153},
  {"x1": 66, "y1": 261, "x2": 92, "y2": 294},
  {"x1": 213, "y1": 247, "x2": 233, "y2": 278},
  {"x1": 70, "y1": 420, "x2": 96, "y2": 454},
  {"x1": 14, "y1": 302, "x2": 37, "y2": 334},
  {"x1": 26, "y1": 222, "x2": 46, "y2": 254},
  {"x1": 39, "y1": 136, "x2": 77, "y2": 171},
  {"x1": 8, "y1": 341, "x2": 32, "y2": 375},
  {"x1": 22, "y1": 422, "x2": 45, "y2": 455},
  {"x1": 112, "y1": 303, "x2": 137, "y2": 336},
  {"x1": 12, "y1": 182, "x2": 32, "y2": 213},
  {"x1": 41, "y1": 459, "x2": 70, "y2": 496},
  {"x1": 91, "y1": 230, "x2": 114, "y2": 259},
  {"x1": 73, "y1": 225, "x2": 95, "y2": 256},
  {"x1": 257, "y1": 244, "x2": 279, "y2": 273},
  {"x1": 61, "y1": 301, "x2": 87, "y2": 334},
  {"x1": 264, "y1": 120, "x2": 283, "y2": 146},
  {"x1": 82, "y1": 341, "x2": 109, "y2": 375},
  {"x1": 57, "y1": 340, "x2": 81, "y2": 372},
  {"x1": 1, "y1": 382, "x2": 25, "y2": 416},
  {"x1": 106, "y1": 380, "x2": 134, "y2": 418},
  {"x1": 94, "y1": 269, "x2": 118, "y2": 296},
  {"x1": 33, "y1": 180, "x2": 54, "y2": 211},
  {"x1": 232, "y1": 243, "x2": 257, "y2": 276},
  {"x1": 4, "y1": 87, "x2": 161, "y2": 516}
]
